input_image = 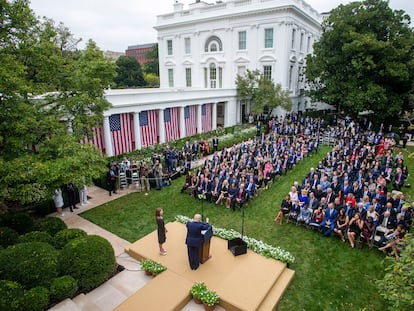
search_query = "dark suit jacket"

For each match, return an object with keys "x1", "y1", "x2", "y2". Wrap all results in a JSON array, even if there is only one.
[{"x1": 185, "y1": 221, "x2": 211, "y2": 247}]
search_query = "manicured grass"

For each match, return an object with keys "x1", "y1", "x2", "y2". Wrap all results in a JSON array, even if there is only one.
[{"x1": 81, "y1": 145, "x2": 414, "y2": 310}]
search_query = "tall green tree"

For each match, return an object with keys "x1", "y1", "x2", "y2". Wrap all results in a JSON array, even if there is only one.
[
  {"x1": 143, "y1": 44, "x2": 159, "y2": 76},
  {"x1": 114, "y1": 55, "x2": 145, "y2": 88},
  {"x1": 306, "y1": 0, "x2": 414, "y2": 118},
  {"x1": 0, "y1": 0, "x2": 115, "y2": 209},
  {"x1": 235, "y1": 69, "x2": 291, "y2": 115}
]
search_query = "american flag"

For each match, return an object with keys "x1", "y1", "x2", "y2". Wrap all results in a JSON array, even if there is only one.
[
  {"x1": 139, "y1": 110, "x2": 158, "y2": 146},
  {"x1": 80, "y1": 126, "x2": 105, "y2": 154},
  {"x1": 201, "y1": 103, "x2": 212, "y2": 132},
  {"x1": 184, "y1": 105, "x2": 197, "y2": 136},
  {"x1": 109, "y1": 113, "x2": 134, "y2": 155},
  {"x1": 164, "y1": 107, "x2": 180, "y2": 142}
]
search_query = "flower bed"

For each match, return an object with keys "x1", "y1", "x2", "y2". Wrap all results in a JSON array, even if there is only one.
[{"x1": 175, "y1": 215, "x2": 295, "y2": 264}]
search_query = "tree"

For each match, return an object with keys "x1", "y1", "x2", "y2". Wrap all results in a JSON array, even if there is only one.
[
  {"x1": 144, "y1": 73, "x2": 160, "y2": 87},
  {"x1": 143, "y1": 44, "x2": 159, "y2": 76},
  {"x1": 235, "y1": 69, "x2": 292, "y2": 116},
  {"x1": 306, "y1": 0, "x2": 414, "y2": 119},
  {"x1": 114, "y1": 55, "x2": 145, "y2": 88},
  {"x1": 0, "y1": 1, "x2": 115, "y2": 209},
  {"x1": 376, "y1": 234, "x2": 414, "y2": 310}
]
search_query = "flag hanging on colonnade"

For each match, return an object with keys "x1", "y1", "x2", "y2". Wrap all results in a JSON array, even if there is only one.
[
  {"x1": 164, "y1": 107, "x2": 180, "y2": 142},
  {"x1": 80, "y1": 126, "x2": 105, "y2": 154},
  {"x1": 139, "y1": 110, "x2": 159, "y2": 147},
  {"x1": 109, "y1": 113, "x2": 134, "y2": 155},
  {"x1": 201, "y1": 103, "x2": 212, "y2": 132},
  {"x1": 184, "y1": 105, "x2": 197, "y2": 136}
]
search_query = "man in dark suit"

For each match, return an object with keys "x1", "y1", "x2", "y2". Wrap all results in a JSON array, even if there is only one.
[
  {"x1": 185, "y1": 214, "x2": 211, "y2": 270},
  {"x1": 320, "y1": 203, "x2": 338, "y2": 236},
  {"x1": 232, "y1": 183, "x2": 247, "y2": 211},
  {"x1": 212, "y1": 136, "x2": 219, "y2": 152}
]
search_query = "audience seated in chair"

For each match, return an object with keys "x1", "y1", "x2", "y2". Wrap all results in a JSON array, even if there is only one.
[
  {"x1": 320, "y1": 203, "x2": 338, "y2": 236},
  {"x1": 333, "y1": 208, "x2": 349, "y2": 242}
]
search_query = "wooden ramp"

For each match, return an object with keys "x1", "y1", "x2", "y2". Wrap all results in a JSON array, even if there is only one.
[{"x1": 117, "y1": 222, "x2": 294, "y2": 311}]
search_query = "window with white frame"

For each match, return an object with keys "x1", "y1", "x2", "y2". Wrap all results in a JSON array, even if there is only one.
[
  {"x1": 300, "y1": 33, "x2": 304, "y2": 52},
  {"x1": 185, "y1": 68, "x2": 192, "y2": 87},
  {"x1": 238, "y1": 31, "x2": 246, "y2": 50},
  {"x1": 264, "y1": 28, "x2": 273, "y2": 48},
  {"x1": 168, "y1": 68, "x2": 174, "y2": 87},
  {"x1": 185, "y1": 38, "x2": 191, "y2": 54},
  {"x1": 237, "y1": 66, "x2": 246, "y2": 76},
  {"x1": 209, "y1": 63, "x2": 217, "y2": 88},
  {"x1": 291, "y1": 29, "x2": 296, "y2": 49},
  {"x1": 205, "y1": 36, "x2": 223, "y2": 52},
  {"x1": 167, "y1": 40, "x2": 173, "y2": 55},
  {"x1": 263, "y1": 65, "x2": 272, "y2": 80},
  {"x1": 288, "y1": 65, "x2": 294, "y2": 90}
]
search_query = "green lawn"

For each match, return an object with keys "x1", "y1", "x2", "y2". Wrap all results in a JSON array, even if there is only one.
[{"x1": 81, "y1": 145, "x2": 414, "y2": 310}]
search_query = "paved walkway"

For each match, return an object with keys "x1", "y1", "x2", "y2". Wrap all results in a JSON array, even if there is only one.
[{"x1": 48, "y1": 184, "x2": 223, "y2": 311}]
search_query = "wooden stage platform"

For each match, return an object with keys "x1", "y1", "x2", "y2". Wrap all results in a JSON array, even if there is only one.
[{"x1": 115, "y1": 222, "x2": 294, "y2": 311}]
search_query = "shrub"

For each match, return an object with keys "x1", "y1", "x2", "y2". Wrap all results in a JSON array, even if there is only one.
[
  {"x1": 21, "y1": 286, "x2": 49, "y2": 311},
  {"x1": 0, "y1": 213, "x2": 33, "y2": 234},
  {"x1": 190, "y1": 281, "x2": 207, "y2": 299},
  {"x1": 0, "y1": 280, "x2": 24, "y2": 311},
  {"x1": 0, "y1": 226, "x2": 19, "y2": 248},
  {"x1": 200, "y1": 289, "x2": 220, "y2": 307},
  {"x1": 0, "y1": 242, "x2": 59, "y2": 289},
  {"x1": 33, "y1": 217, "x2": 67, "y2": 236},
  {"x1": 17, "y1": 231, "x2": 53, "y2": 245},
  {"x1": 50, "y1": 275, "x2": 78, "y2": 302},
  {"x1": 53, "y1": 228, "x2": 87, "y2": 249},
  {"x1": 59, "y1": 235, "x2": 116, "y2": 290}
]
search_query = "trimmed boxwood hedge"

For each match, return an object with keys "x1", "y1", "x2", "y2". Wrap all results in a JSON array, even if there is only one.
[
  {"x1": 17, "y1": 231, "x2": 53, "y2": 245},
  {"x1": 33, "y1": 217, "x2": 67, "y2": 236},
  {"x1": 0, "y1": 280, "x2": 24, "y2": 311},
  {"x1": 50, "y1": 275, "x2": 78, "y2": 301},
  {"x1": 59, "y1": 235, "x2": 116, "y2": 290},
  {"x1": 0, "y1": 213, "x2": 33, "y2": 234},
  {"x1": 21, "y1": 286, "x2": 49, "y2": 311},
  {"x1": 53, "y1": 228, "x2": 87, "y2": 249},
  {"x1": 0, "y1": 226, "x2": 19, "y2": 248},
  {"x1": 0, "y1": 242, "x2": 59, "y2": 289}
]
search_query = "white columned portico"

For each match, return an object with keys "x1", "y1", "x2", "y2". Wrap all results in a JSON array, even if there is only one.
[
  {"x1": 179, "y1": 106, "x2": 186, "y2": 138},
  {"x1": 103, "y1": 115, "x2": 113, "y2": 157},
  {"x1": 158, "y1": 109, "x2": 165, "y2": 143},
  {"x1": 226, "y1": 99, "x2": 237, "y2": 127},
  {"x1": 133, "y1": 112, "x2": 142, "y2": 150},
  {"x1": 212, "y1": 102, "x2": 217, "y2": 130},
  {"x1": 197, "y1": 104, "x2": 202, "y2": 133}
]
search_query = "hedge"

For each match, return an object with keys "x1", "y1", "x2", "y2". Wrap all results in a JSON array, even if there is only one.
[
  {"x1": 17, "y1": 231, "x2": 53, "y2": 245},
  {"x1": 0, "y1": 226, "x2": 19, "y2": 248},
  {"x1": 59, "y1": 235, "x2": 116, "y2": 290},
  {"x1": 0, "y1": 242, "x2": 59, "y2": 289},
  {"x1": 50, "y1": 275, "x2": 78, "y2": 302},
  {"x1": 0, "y1": 213, "x2": 33, "y2": 234},
  {"x1": 33, "y1": 217, "x2": 67, "y2": 236},
  {"x1": 21, "y1": 286, "x2": 49, "y2": 311},
  {"x1": 53, "y1": 228, "x2": 87, "y2": 249},
  {"x1": 0, "y1": 280, "x2": 24, "y2": 311}
]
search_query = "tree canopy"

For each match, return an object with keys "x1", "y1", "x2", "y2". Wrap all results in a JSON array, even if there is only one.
[
  {"x1": 306, "y1": 0, "x2": 414, "y2": 119},
  {"x1": 235, "y1": 69, "x2": 291, "y2": 116},
  {"x1": 114, "y1": 55, "x2": 145, "y2": 88},
  {"x1": 0, "y1": 0, "x2": 116, "y2": 209},
  {"x1": 143, "y1": 44, "x2": 159, "y2": 76}
]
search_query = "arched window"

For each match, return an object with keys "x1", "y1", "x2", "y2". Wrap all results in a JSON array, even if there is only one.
[{"x1": 204, "y1": 36, "x2": 223, "y2": 52}]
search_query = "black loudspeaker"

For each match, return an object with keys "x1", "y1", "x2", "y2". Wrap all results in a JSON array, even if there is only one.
[{"x1": 228, "y1": 238, "x2": 247, "y2": 256}]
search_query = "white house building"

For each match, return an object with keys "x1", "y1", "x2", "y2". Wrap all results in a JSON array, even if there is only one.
[{"x1": 99, "y1": 0, "x2": 323, "y2": 156}]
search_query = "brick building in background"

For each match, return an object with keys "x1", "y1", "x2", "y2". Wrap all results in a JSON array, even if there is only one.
[{"x1": 125, "y1": 43, "x2": 156, "y2": 64}]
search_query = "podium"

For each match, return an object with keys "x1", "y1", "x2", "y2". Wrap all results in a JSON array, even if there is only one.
[{"x1": 199, "y1": 226, "x2": 213, "y2": 264}]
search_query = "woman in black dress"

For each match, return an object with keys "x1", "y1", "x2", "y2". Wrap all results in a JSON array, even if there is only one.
[
  {"x1": 347, "y1": 212, "x2": 364, "y2": 248},
  {"x1": 156, "y1": 208, "x2": 167, "y2": 255}
]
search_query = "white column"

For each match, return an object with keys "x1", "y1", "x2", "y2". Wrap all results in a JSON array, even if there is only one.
[
  {"x1": 133, "y1": 112, "x2": 142, "y2": 150},
  {"x1": 158, "y1": 109, "x2": 165, "y2": 143},
  {"x1": 197, "y1": 104, "x2": 202, "y2": 133},
  {"x1": 226, "y1": 99, "x2": 238, "y2": 127},
  {"x1": 212, "y1": 102, "x2": 217, "y2": 130},
  {"x1": 103, "y1": 115, "x2": 113, "y2": 157},
  {"x1": 179, "y1": 106, "x2": 186, "y2": 138}
]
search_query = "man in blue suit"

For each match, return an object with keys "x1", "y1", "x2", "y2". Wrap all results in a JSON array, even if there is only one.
[
  {"x1": 185, "y1": 214, "x2": 211, "y2": 270},
  {"x1": 320, "y1": 203, "x2": 338, "y2": 236}
]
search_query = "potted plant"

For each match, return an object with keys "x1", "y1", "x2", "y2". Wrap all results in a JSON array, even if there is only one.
[
  {"x1": 151, "y1": 262, "x2": 167, "y2": 276},
  {"x1": 141, "y1": 259, "x2": 154, "y2": 276},
  {"x1": 190, "y1": 281, "x2": 207, "y2": 304},
  {"x1": 200, "y1": 289, "x2": 219, "y2": 310}
]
